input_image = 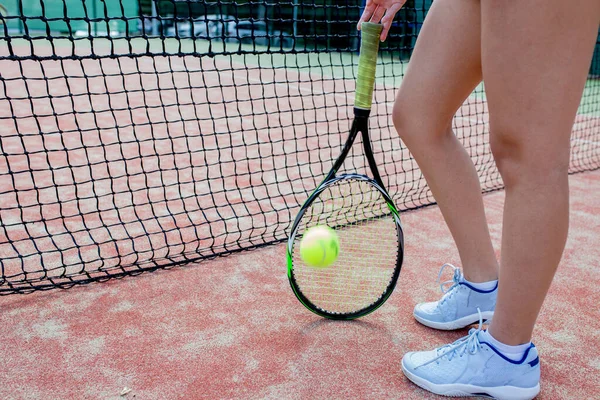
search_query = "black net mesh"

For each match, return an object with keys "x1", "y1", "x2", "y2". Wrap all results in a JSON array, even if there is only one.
[{"x1": 0, "y1": 1, "x2": 599, "y2": 294}]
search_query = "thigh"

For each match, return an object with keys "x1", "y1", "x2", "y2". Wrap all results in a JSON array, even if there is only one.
[
  {"x1": 395, "y1": 0, "x2": 482, "y2": 132},
  {"x1": 481, "y1": 0, "x2": 600, "y2": 164}
]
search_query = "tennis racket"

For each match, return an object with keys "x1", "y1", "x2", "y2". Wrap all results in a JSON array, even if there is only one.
[{"x1": 287, "y1": 22, "x2": 404, "y2": 320}]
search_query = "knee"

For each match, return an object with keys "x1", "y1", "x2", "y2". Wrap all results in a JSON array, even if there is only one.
[
  {"x1": 490, "y1": 128, "x2": 569, "y2": 188},
  {"x1": 392, "y1": 97, "x2": 453, "y2": 147},
  {"x1": 391, "y1": 98, "x2": 411, "y2": 141},
  {"x1": 489, "y1": 129, "x2": 522, "y2": 181}
]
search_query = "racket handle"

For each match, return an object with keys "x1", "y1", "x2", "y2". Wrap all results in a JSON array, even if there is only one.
[{"x1": 354, "y1": 22, "x2": 383, "y2": 110}]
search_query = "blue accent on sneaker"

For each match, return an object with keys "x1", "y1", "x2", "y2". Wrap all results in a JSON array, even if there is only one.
[
  {"x1": 413, "y1": 264, "x2": 497, "y2": 330},
  {"x1": 479, "y1": 340, "x2": 537, "y2": 364},
  {"x1": 529, "y1": 357, "x2": 540, "y2": 367}
]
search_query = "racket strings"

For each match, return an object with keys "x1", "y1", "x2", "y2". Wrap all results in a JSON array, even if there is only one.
[{"x1": 292, "y1": 178, "x2": 399, "y2": 315}]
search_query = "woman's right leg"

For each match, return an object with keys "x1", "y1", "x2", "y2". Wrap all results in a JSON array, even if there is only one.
[{"x1": 393, "y1": 0, "x2": 498, "y2": 282}]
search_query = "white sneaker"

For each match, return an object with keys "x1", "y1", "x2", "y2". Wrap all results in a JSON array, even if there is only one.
[
  {"x1": 414, "y1": 264, "x2": 497, "y2": 330},
  {"x1": 402, "y1": 318, "x2": 541, "y2": 400}
]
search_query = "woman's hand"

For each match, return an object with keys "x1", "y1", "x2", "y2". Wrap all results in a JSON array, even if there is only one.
[{"x1": 358, "y1": 0, "x2": 407, "y2": 41}]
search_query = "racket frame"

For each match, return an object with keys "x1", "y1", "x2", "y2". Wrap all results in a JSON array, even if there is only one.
[{"x1": 286, "y1": 108, "x2": 405, "y2": 320}]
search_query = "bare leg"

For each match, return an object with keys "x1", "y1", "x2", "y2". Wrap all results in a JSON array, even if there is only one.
[
  {"x1": 481, "y1": 0, "x2": 600, "y2": 344},
  {"x1": 393, "y1": 0, "x2": 498, "y2": 281}
]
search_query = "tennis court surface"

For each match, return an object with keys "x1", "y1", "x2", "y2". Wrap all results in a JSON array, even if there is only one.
[
  {"x1": 1, "y1": 169, "x2": 599, "y2": 399},
  {"x1": 1, "y1": 1, "x2": 599, "y2": 398}
]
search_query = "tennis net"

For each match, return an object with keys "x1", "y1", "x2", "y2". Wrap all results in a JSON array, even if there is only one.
[{"x1": 1, "y1": 1, "x2": 599, "y2": 294}]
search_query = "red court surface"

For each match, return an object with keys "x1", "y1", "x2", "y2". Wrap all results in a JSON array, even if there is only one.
[{"x1": 1, "y1": 168, "x2": 599, "y2": 399}]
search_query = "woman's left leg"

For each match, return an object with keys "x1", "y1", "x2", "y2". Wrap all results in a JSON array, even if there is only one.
[
  {"x1": 401, "y1": 2, "x2": 599, "y2": 398},
  {"x1": 481, "y1": 0, "x2": 600, "y2": 346}
]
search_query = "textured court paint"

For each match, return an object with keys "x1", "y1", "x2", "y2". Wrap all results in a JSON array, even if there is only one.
[{"x1": 0, "y1": 170, "x2": 599, "y2": 399}]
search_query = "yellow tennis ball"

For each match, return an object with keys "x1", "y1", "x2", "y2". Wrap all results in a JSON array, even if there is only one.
[{"x1": 299, "y1": 225, "x2": 340, "y2": 268}]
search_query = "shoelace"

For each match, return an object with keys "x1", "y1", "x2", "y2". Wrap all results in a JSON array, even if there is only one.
[
  {"x1": 437, "y1": 263, "x2": 464, "y2": 306},
  {"x1": 416, "y1": 309, "x2": 484, "y2": 369}
]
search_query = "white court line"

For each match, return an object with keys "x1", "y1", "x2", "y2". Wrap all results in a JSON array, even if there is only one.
[
  {"x1": 573, "y1": 120, "x2": 600, "y2": 130},
  {"x1": 572, "y1": 138, "x2": 600, "y2": 147},
  {"x1": 574, "y1": 112, "x2": 600, "y2": 123},
  {"x1": 245, "y1": 74, "x2": 350, "y2": 103}
]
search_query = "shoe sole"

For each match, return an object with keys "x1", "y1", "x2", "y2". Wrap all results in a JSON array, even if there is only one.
[
  {"x1": 413, "y1": 311, "x2": 494, "y2": 330},
  {"x1": 402, "y1": 359, "x2": 540, "y2": 400}
]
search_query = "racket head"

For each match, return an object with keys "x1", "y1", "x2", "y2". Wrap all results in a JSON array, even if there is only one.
[{"x1": 287, "y1": 174, "x2": 404, "y2": 320}]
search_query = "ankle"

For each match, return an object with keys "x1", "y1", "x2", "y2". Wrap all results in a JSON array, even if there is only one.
[
  {"x1": 462, "y1": 268, "x2": 498, "y2": 283},
  {"x1": 487, "y1": 324, "x2": 532, "y2": 346}
]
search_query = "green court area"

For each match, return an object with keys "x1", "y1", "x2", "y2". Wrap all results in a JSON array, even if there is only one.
[
  {"x1": 579, "y1": 78, "x2": 600, "y2": 116},
  {"x1": 1, "y1": 36, "x2": 407, "y2": 83}
]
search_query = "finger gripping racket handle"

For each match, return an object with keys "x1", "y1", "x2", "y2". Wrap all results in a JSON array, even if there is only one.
[{"x1": 354, "y1": 22, "x2": 383, "y2": 110}]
